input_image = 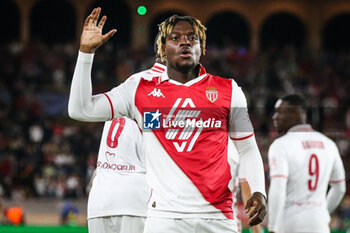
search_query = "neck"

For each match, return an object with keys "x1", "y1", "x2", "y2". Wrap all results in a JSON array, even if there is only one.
[{"x1": 167, "y1": 65, "x2": 200, "y2": 83}]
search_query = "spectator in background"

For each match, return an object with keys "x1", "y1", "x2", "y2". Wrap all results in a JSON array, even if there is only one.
[{"x1": 60, "y1": 201, "x2": 79, "y2": 226}]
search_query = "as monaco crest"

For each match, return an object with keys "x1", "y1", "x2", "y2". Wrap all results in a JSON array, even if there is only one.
[{"x1": 206, "y1": 87, "x2": 218, "y2": 103}]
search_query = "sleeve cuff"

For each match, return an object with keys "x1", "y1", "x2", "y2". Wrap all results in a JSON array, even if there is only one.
[{"x1": 78, "y1": 50, "x2": 95, "y2": 63}]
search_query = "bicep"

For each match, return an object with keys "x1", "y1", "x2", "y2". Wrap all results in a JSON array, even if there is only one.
[
  {"x1": 228, "y1": 80, "x2": 254, "y2": 140},
  {"x1": 105, "y1": 77, "x2": 139, "y2": 120}
]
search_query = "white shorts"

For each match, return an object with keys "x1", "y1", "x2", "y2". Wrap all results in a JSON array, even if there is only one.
[
  {"x1": 143, "y1": 217, "x2": 238, "y2": 233},
  {"x1": 88, "y1": 215, "x2": 146, "y2": 233}
]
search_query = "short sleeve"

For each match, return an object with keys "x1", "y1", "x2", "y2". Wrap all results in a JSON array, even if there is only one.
[
  {"x1": 228, "y1": 80, "x2": 254, "y2": 140},
  {"x1": 268, "y1": 140, "x2": 289, "y2": 179}
]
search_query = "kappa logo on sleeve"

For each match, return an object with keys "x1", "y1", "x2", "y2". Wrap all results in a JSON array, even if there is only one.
[{"x1": 143, "y1": 110, "x2": 161, "y2": 129}]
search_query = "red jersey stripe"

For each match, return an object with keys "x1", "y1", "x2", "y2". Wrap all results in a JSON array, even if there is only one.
[
  {"x1": 151, "y1": 68, "x2": 162, "y2": 73},
  {"x1": 270, "y1": 174, "x2": 288, "y2": 179},
  {"x1": 329, "y1": 178, "x2": 345, "y2": 184},
  {"x1": 230, "y1": 133, "x2": 254, "y2": 141},
  {"x1": 152, "y1": 65, "x2": 165, "y2": 72},
  {"x1": 103, "y1": 93, "x2": 114, "y2": 120}
]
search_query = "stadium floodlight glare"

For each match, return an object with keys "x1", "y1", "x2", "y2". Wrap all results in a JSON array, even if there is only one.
[{"x1": 137, "y1": 6, "x2": 147, "y2": 15}]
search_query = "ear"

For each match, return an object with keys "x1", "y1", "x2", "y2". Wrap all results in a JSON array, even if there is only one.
[
  {"x1": 293, "y1": 108, "x2": 303, "y2": 123},
  {"x1": 161, "y1": 44, "x2": 167, "y2": 62}
]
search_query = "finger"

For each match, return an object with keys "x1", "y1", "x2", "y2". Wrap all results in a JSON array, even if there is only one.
[
  {"x1": 248, "y1": 213, "x2": 261, "y2": 226},
  {"x1": 245, "y1": 199, "x2": 258, "y2": 213},
  {"x1": 248, "y1": 205, "x2": 259, "y2": 218},
  {"x1": 248, "y1": 202, "x2": 262, "y2": 218},
  {"x1": 249, "y1": 209, "x2": 266, "y2": 226},
  {"x1": 92, "y1": 7, "x2": 101, "y2": 26},
  {"x1": 245, "y1": 199, "x2": 253, "y2": 212},
  {"x1": 98, "y1": 15, "x2": 107, "y2": 29},
  {"x1": 248, "y1": 211, "x2": 259, "y2": 223},
  {"x1": 84, "y1": 14, "x2": 92, "y2": 27},
  {"x1": 85, "y1": 8, "x2": 96, "y2": 27},
  {"x1": 102, "y1": 29, "x2": 117, "y2": 43},
  {"x1": 258, "y1": 208, "x2": 267, "y2": 220}
]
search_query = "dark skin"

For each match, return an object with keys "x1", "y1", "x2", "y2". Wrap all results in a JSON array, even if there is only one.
[
  {"x1": 162, "y1": 20, "x2": 201, "y2": 83},
  {"x1": 272, "y1": 99, "x2": 305, "y2": 134},
  {"x1": 79, "y1": 10, "x2": 267, "y2": 227}
]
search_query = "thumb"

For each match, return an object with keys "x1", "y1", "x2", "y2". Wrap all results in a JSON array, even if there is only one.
[
  {"x1": 245, "y1": 198, "x2": 253, "y2": 212},
  {"x1": 102, "y1": 29, "x2": 117, "y2": 43}
]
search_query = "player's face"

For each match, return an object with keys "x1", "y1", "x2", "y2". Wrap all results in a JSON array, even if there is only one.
[
  {"x1": 272, "y1": 100, "x2": 299, "y2": 133},
  {"x1": 163, "y1": 20, "x2": 201, "y2": 73}
]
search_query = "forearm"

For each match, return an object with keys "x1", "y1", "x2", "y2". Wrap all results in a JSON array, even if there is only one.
[
  {"x1": 268, "y1": 178, "x2": 287, "y2": 232},
  {"x1": 240, "y1": 181, "x2": 251, "y2": 205},
  {"x1": 327, "y1": 181, "x2": 346, "y2": 213},
  {"x1": 68, "y1": 51, "x2": 111, "y2": 122},
  {"x1": 233, "y1": 136, "x2": 266, "y2": 197}
]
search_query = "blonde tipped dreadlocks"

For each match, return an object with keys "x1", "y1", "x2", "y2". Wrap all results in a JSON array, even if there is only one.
[{"x1": 156, "y1": 15, "x2": 207, "y2": 62}]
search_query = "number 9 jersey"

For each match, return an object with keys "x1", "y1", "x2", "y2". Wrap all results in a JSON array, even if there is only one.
[{"x1": 268, "y1": 124, "x2": 346, "y2": 232}]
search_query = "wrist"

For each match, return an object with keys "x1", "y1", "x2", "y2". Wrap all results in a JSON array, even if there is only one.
[
  {"x1": 79, "y1": 45, "x2": 96, "y2": 54},
  {"x1": 253, "y1": 191, "x2": 267, "y2": 200}
]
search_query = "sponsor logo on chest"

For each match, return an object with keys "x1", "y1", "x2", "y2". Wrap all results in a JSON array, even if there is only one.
[{"x1": 143, "y1": 97, "x2": 222, "y2": 152}]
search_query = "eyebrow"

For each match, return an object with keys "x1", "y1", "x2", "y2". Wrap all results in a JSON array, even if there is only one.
[{"x1": 169, "y1": 31, "x2": 197, "y2": 36}]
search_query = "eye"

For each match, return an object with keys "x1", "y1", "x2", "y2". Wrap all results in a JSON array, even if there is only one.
[
  {"x1": 170, "y1": 35, "x2": 179, "y2": 41},
  {"x1": 189, "y1": 35, "x2": 199, "y2": 41}
]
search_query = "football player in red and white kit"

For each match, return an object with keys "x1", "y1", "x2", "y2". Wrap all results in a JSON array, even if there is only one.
[
  {"x1": 87, "y1": 61, "x2": 166, "y2": 233},
  {"x1": 268, "y1": 94, "x2": 346, "y2": 233},
  {"x1": 69, "y1": 8, "x2": 266, "y2": 233}
]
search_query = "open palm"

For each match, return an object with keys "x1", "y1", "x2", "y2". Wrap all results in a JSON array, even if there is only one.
[{"x1": 80, "y1": 7, "x2": 116, "y2": 53}]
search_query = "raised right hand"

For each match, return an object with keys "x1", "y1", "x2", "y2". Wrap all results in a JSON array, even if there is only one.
[{"x1": 80, "y1": 7, "x2": 117, "y2": 53}]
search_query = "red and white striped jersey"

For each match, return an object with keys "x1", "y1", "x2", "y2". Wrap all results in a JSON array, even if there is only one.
[
  {"x1": 104, "y1": 64, "x2": 255, "y2": 219},
  {"x1": 69, "y1": 52, "x2": 265, "y2": 221}
]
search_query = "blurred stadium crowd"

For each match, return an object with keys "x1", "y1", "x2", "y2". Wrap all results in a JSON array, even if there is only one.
[{"x1": 0, "y1": 41, "x2": 349, "y2": 229}]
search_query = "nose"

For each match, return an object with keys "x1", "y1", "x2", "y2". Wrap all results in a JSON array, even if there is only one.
[{"x1": 180, "y1": 35, "x2": 191, "y2": 46}]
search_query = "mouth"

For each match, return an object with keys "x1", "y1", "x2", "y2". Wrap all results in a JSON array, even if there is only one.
[{"x1": 178, "y1": 49, "x2": 193, "y2": 58}]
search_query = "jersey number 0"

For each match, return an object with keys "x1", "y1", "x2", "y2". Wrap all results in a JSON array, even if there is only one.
[{"x1": 107, "y1": 118, "x2": 126, "y2": 148}]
